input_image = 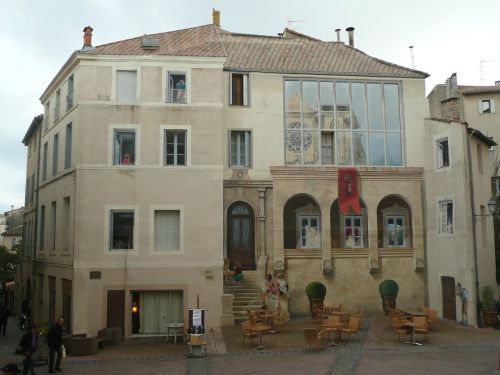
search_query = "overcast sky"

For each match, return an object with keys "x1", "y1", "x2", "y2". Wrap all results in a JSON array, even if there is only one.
[{"x1": 0, "y1": 0, "x2": 499, "y2": 213}]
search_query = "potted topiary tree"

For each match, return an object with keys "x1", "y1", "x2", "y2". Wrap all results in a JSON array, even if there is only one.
[
  {"x1": 305, "y1": 282, "x2": 327, "y2": 318},
  {"x1": 379, "y1": 279, "x2": 399, "y2": 315},
  {"x1": 481, "y1": 286, "x2": 497, "y2": 328}
]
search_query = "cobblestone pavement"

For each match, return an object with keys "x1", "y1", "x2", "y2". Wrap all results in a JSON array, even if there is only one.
[{"x1": 1, "y1": 316, "x2": 499, "y2": 374}]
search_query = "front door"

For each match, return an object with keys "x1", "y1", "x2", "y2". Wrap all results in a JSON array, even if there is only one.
[
  {"x1": 107, "y1": 290, "x2": 125, "y2": 335},
  {"x1": 441, "y1": 276, "x2": 456, "y2": 321},
  {"x1": 227, "y1": 202, "x2": 255, "y2": 270}
]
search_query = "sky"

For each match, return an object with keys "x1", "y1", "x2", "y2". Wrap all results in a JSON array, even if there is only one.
[{"x1": 0, "y1": 0, "x2": 499, "y2": 213}]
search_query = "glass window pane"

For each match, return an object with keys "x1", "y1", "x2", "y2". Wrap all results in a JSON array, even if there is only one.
[
  {"x1": 232, "y1": 220, "x2": 241, "y2": 248},
  {"x1": 303, "y1": 113, "x2": 319, "y2": 129},
  {"x1": 367, "y1": 83, "x2": 384, "y2": 130},
  {"x1": 353, "y1": 132, "x2": 367, "y2": 165},
  {"x1": 303, "y1": 81, "x2": 319, "y2": 114},
  {"x1": 232, "y1": 205, "x2": 249, "y2": 215},
  {"x1": 321, "y1": 132, "x2": 334, "y2": 164},
  {"x1": 241, "y1": 218, "x2": 250, "y2": 248},
  {"x1": 386, "y1": 133, "x2": 402, "y2": 166},
  {"x1": 111, "y1": 211, "x2": 134, "y2": 249},
  {"x1": 336, "y1": 82, "x2": 350, "y2": 129},
  {"x1": 286, "y1": 115, "x2": 302, "y2": 129},
  {"x1": 320, "y1": 81, "x2": 334, "y2": 129},
  {"x1": 369, "y1": 132, "x2": 385, "y2": 166},
  {"x1": 384, "y1": 84, "x2": 401, "y2": 130},
  {"x1": 286, "y1": 130, "x2": 302, "y2": 165},
  {"x1": 336, "y1": 132, "x2": 352, "y2": 165},
  {"x1": 303, "y1": 130, "x2": 319, "y2": 165},
  {"x1": 351, "y1": 83, "x2": 367, "y2": 130},
  {"x1": 285, "y1": 81, "x2": 301, "y2": 112}
]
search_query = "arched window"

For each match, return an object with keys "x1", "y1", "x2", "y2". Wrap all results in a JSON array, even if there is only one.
[
  {"x1": 283, "y1": 195, "x2": 321, "y2": 249},
  {"x1": 377, "y1": 195, "x2": 412, "y2": 248}
]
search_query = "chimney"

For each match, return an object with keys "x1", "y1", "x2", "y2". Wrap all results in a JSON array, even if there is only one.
[
  {"x1": 83, "y1": 26, "x2": 93, "y2": 47},
  {"x1": 335, "y1": 28, "x2": 341, "y2": 42},
  {"x1": 212, "y1": 9, "x2": 220, "y2": 27},
  {"x1": 346, "y1": 27, "x2": 355, "y2": 47}
]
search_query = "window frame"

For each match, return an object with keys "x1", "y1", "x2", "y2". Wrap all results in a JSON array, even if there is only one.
[
  {"x1": 106, "y1": 206, "x2": 138, "y2": 252},
  {"x1": 229, "y1": 130, "x2": 252, "y2": 168},
  {"x1": 341, "y1": 215, "x2": 364, "y2": 248},
  {"x1": 64, "y1": 123, "x2": 72, "y2": 169},
  {"x1": 159, "y1": 125, "x2": 191, "y2": 166},
  {"x1": 162, "y1": 68, "x2": 191, "y2": 105},
  {"x1": 437, "y1": 199, "x2": 454, "y2": 235},
  {"x1": 54, "y1": 89, "x2": 60, "y2": 123},
  {"x1": 297, "y1": 214, "x2": 321, "y2": 249},
  {"x1": 66, "y1": 75, "x2": 74, "y2": 111},
  {"x1": 109, "y1": 125, "x2": 141, "y2": 166},
  {"x1": 113, "y1": 68, "x2": 140, "y2": 103},
  {"x1": 166, "y1": 71, "x2": 187, "y2": 104},
  {"x1": 229, "y1": 72, "x2": 249, "y2": 106},
  {"x1": 164, "y1": 130, "x2": 187, "y2": 166},
  {"x1": 435, "y1": 134, "x2": 451, "y2": 170},
  {"x1": 149, "y1": 206, "x2": 184, "y2": 253},
  {"x1": 52, "y1": 133, "x2": 59, "y2": 176}
]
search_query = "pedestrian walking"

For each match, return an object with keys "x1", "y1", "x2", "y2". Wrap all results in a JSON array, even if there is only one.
[
  {"x1": 47, "y1": 317, "x2": 64, "y2": 373},
  {"x1": 19, "y1": 325, "x2": 38, "y2": 375},
  {"x1": 0, "y1": 304, "x2": 10, "y2": 336}
]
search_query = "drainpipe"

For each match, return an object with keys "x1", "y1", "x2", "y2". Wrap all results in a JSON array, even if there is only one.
[{"x1": 466, "y1": 127, "x2": 483, "y2": 327}]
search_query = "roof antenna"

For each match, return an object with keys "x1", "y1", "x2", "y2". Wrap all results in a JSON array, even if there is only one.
[
  {"x1": 409, "y1": 46, "x2": 415, "y2": 69},
  {"x1": 286, "y1": 20, "x2": 305, "y2": 30}
]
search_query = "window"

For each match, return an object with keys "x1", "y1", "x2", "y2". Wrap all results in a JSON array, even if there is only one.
[
  {"x1": 166, "y1": 72, "x2": 186, "y2": 104},
  {"x1": 43, "y1": 104, "x2": 49, "y2": 132},
  {"x1": 110, "y1": 210, "x2": 134, "y2": 250},
  {"x1": 65, "y1": 123, "x2": 72, "y2": 169},
  {"x1": 481, "y1": 99, "x2": 491, "y2": 114},
  {"x1": 116, "y1": 70, "x2": 137, "y2": 102},
  {"x1": 284, "y1": 80, "x2": 403, "y2": 166},
  {"x1": 52, "y1": 133, "x2": 59, "y2": 176},
  {"x1": 39, "y1": 205, "x2": 45, "y2": 251},
  {"x1": 386, "y1": 215, "x2": 405, "y2": 247},
  {"x1": 154, "y1": 210, "x2": 180, "y2": 251},
  {"x1": 229, "y1": 130, "x2": 251, "y2": 167},
  {"x1": 66, "y1": 75, "x2": 74, "y2": 110},
  {"x1": 477, "y1": 144, "x2": 483, "y2": 174},
  {"x1": 164, "y1": 130, "x2": 186, "y2": 166},
  {"x1": 54, "y1": 90, "x2": 60, "y2": 122},
  {"x1": 343, "y1": 216, "x2": 363, "y2": 248},
  {"x1": 42, "y1": 142, "x2": 48, "y2": 181},
  {"x1": 298, "y1": 215, "x2": 320, "y2": 248},
  {"x1": 62, "y1": 197, "x2": 70, "y2": 250},
  {"x1": 438, "y1": 200, "x2": 453, "y2": 234},
  {"x1": 113, "y1": 130, "x2": 136, "y2": 165},
  {"x1": 230, "y1": 73, "x2": 249, "y2": 106},
  {"x1": 30, "y1": 175, "x2": 35, "y2": 203},
  {"x1": 436, "y1": 138, "x2": 449, "y2": 168},
  {"x1": 50, "y1": 201, "x2": 56, "y2": 250}
]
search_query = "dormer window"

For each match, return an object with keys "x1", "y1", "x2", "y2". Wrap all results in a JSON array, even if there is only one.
[{"x1": 167, "y1": 72, "x2": 186, "y2": 104}]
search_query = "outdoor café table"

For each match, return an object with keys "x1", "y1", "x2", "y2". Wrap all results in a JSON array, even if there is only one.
[
  {"x1": 249, "y1": 323, "x2": 272, "y2": 350},
  {"x1": 321, "y1": 321, "x2": 346, "y2": 347},
  {"x1": 401, "y1": 321, "x2": 422, "y2": 346},
  {"x1": 257, "y1": 310, "x2": 278, "y2": 332}
]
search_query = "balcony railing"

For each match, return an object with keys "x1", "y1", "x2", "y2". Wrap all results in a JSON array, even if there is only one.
[{"x1": 166, "y1": 88, "x2": 186, "y2": 104}]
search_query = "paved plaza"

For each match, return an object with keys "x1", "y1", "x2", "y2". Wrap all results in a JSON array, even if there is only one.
[{"x1": 0, "y1": 315, "x2": 499, "y2": 374}]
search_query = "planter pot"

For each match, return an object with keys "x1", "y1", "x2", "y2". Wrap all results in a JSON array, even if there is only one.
[
  {"x1": 309, "y1": 298, "x2": 324, "y2": 318},
  {"x1": 381, "y1": 296, "x2": 396, "y2": 315},
  {"x1": 482, "y1": 311, "x2": 497, "y2": 328}
]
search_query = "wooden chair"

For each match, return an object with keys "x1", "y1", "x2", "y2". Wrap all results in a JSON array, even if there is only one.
[
  {"x1": 426, "y1": 309, "x2": 437, "y2": 329},
  {"x1": 304, "y1": 328, "x2": 325, "y2": 351},
  {"x1": 413, "y1": 316, "x2": 429, "y2": 341},
  {"x1": 272, "y1": 312, "x2": 287, "y2": 333},
  {"x1": 241, "y1": 320, "x2": 258, "y2": 345},
  {"x1": 247, "y1": 310, "x2": 262, "y2": 324},
  {"x1": 339, "y1": 315, "x2": 361, "y2": 342},
  {"x1": 391, "y1": 316, "x2": 410, "y2": 341}
]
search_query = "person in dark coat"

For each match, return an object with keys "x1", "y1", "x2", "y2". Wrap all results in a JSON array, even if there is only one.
[
  {"x1": 0, "y1": 305, "x2": 9, "y2": 336},
  {"x1": 47, "y1": 317, "x2": 64, "y2": 373},
  {"x1": 19, "y1": 325, "x2": 38, "y2": 375}
]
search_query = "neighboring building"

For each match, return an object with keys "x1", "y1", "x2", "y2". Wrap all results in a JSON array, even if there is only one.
[
  {"x1": 0, "y1": 214, "x2": 6, "y2": 246},
  {"x1": 1, "y1": 208, "x2": 24, "y2": 250},
  {"x1": 23, "y1": 11, "x2": 437, "y2": 337}
]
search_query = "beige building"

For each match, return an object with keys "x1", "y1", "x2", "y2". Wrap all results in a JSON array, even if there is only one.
[{"x1": 26, "y1": 12, "x2": 494, "y2": 337}]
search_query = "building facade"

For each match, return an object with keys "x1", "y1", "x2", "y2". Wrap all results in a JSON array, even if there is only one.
[{"x1": 21, "y1": 12, "x2": 478, "y2": 336}]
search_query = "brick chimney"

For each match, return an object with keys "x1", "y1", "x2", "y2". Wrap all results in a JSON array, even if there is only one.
[
  {"x1": 212, "y1": 9, "x2": 220, "y2": 27},
  {"x1": 83, "y1": 26, "x2": 93, "y2": 47},
  {"x1": 346, "y1": 27, "x2": 355, "y2": 47}
]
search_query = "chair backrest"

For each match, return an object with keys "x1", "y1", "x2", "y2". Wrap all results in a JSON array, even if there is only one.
[
  {"x1": 349, "y1": 316, "x2": 361, "y2": 330},
  {"x1": 304, "y1": 328, "x2": 319, "y2": 344},
  {"x1": 413, "y1": 316, "x2": 427, "y2": 328}
]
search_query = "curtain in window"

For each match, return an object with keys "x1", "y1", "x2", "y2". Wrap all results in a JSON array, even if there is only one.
[
  {"x1": 139, "y1": 291, "x2": 183, "y2": 334},
  {"x1": 116, "y1": 71, "x2": 137, "y2": 102},
  {"x1": 155, "y1": 211, "x2": 180, "y2": 251},
  {"x1": 140, "y1": 292, "x2": 158, "y2": 334}
]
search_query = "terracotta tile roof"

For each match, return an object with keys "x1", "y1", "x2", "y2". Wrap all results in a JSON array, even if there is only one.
[
  {"x1": 458, "y1": 85, "x2": 500, "y2": 95},
  {"x1": 92, "y1": 25, "x2": 428, "y2": 79},
  {"x1": 95, "y1": 24, "x2": 226, "y2": 57}
]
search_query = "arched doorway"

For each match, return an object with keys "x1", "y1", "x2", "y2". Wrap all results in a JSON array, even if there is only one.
[{"x1": 227, "y1": 202, "x2": 256, "y2": 270}]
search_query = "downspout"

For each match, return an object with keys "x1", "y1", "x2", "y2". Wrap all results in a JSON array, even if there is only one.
[{"x1": 466, "y1": 127, "x2": 482, "y2": 327}]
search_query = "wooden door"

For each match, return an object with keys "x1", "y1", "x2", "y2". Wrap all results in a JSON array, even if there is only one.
[
  {"x1": 227, "y1": 202, "x2": 255, "y2": 270},
  {"x1": 441, "y1": 276, "x2": 456, "y2": 321},
  {"x1": 107, "y1": 290, "x2": 125, "y2": 335}
]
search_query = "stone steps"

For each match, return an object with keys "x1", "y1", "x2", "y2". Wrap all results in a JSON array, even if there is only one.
[{"x1": 224, "y1": 271, "x2": 263, "y2": 323}]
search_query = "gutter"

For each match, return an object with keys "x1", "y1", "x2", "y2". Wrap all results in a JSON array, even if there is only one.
[{"x1": 466, "y1": 128, "x2": 483, "y2": 327}]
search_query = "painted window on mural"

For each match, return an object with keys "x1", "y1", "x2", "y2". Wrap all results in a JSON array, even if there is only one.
[
  {"x1": 110, "y1": 210, "x2": 134, "y2": 250},
  {"x1": 284, "y1": 80, "x2": 403, "y2": 166},
  {"x1": 387, "y1": 215, "x2": 405, "y2": 247},
  {"x1": 298, "y1": 215, "x2": 320, "y2": 249},
  {"x1": 438, "y1": 200, "x2": 453, "y2": 234},
  {"x1": 344, "y1": 216, "x2": 363, "y2": 248}
]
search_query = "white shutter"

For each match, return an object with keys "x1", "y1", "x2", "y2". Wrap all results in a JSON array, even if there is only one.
[
  {"x1": 155, "y1": 210, "x2": 180, "y2": 251},
  {"x1": 478, "y1": 100, "x2": 482, "y2": 114},
  {"x1": 229, "y1": 73, "x2": 233, "y2": 105},
  {"x1": 243, "y1": 74, "x2": 249, "y2": 106},
  {"x1": 491, "y1": 99, "x2": 496, "y2": 113},
  {"x1": 117, "y1": 71, "x2": 136, "y2": 102}
]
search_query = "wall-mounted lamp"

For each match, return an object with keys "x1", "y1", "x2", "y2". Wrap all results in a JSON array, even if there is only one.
[
  {"x1": 474, "y1": 197, "x2": 497, "y2": 220},
  {"x1": 132, "y1": 302, "x2": 138, "y2": 314}
]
